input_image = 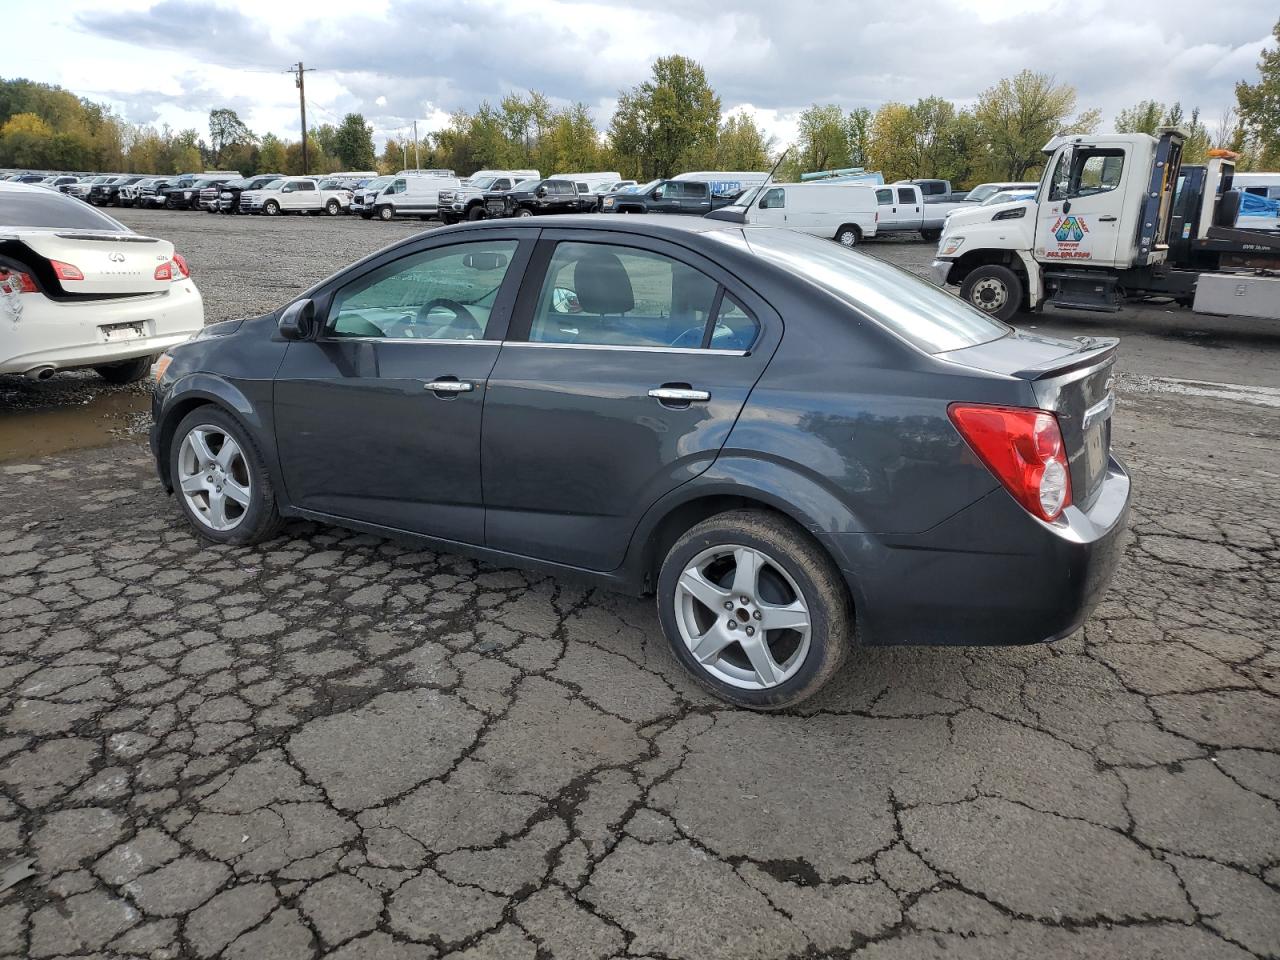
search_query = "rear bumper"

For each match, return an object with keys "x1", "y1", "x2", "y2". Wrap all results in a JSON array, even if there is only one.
[
  {"x1": 0, "y1": 283, "x2": 205, "y2": 374},
  {"x1": 836, "y1": 456, "x2": 1130, "y2": 646}
]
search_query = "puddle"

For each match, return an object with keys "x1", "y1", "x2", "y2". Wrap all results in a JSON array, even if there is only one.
[{"x1": 0, "y1": 387, "x2": 151, "y2": 462}]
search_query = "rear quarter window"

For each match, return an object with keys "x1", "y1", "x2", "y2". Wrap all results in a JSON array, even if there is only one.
[{"x1": 744, "y1": 229, "x2": 1009, "y2": 354}]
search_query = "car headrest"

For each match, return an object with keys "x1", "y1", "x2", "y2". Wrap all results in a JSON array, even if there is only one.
[{"x1": 573, "y1": 251, "x2": 634, "y2": 315}]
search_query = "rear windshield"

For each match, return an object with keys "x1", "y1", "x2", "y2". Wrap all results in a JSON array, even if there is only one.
[
  {"x1": 0, "y1": 190, "x2": 128, "y2": 231},
  {"x1": 743, "y1": 229, "x2": 1009, "y2": 353}
]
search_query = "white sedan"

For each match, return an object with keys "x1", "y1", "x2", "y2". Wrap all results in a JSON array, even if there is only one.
[{"x1": 0, "y1": 181, "x2": 204, "y2": 383}]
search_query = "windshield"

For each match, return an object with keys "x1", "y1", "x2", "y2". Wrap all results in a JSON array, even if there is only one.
[
  {"x1": 982, "y1": 191, "x2": 1033, "y2": 206},
  {"x1": 1, "y1": 189, "x2": 129, "y2": 231},
  {"x1": 259, "y1": 179, "x2": 285, "y2": 191},
  {"x1": 742, "y1": 228, "x2": 1009, "y2": 353},
  {"x1": 965, "y1": 185, "x2": 1002, "y2": 203},
  {"x1": 469, "y1": 177, "x2": 497, "y2": 190},
  {"x1": 725, "y1": 184, "x2": 764, "y2": 209},
  {"x1": 513, "y1": 179, "x2": 542, "y2": 191},
  {"x1": 365, "y1": 176, "x2": 392, "y2": 190}
]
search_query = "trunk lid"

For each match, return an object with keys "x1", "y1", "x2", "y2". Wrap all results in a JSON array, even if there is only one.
[
  {"x1": 942, "y1": 331, "x2": 1118, "y2": 508},
  {"x1": 18, "y1": 229, "x2": 176, "y2": 296}
]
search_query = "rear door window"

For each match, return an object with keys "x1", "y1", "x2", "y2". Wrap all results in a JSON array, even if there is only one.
[
  {"x1": 897, "y1": 188, "x2": 916, "y2": 205},
  {"x1": 528, "y1": 241, "x2": 723, "y2": 349}
]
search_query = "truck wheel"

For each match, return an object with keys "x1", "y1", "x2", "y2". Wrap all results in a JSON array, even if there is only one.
[
  {"x1": 326, "y1": 199, "x2": 340, "y2": 216},
  {"x1": 263, "y1": 200, "x2": 280, "y2": 216},
  {"x1": 835, "y1": 224, "x2": 861, "y2": 247},
  {"x1": 467, "y1": 206, "x2": 485, "y2": 221},
  {"x1": 921, "y1": 228, "x2": 942, "y2": 243},
  {"x1": 378, "y1": 205, "x2": 394, "y2": 221},
  {"x1": 515, "y1": 208, "x2": 534, "y2": 218},
  {"x1": 959, "y1": 265, "x2": 1023, "y2": 323}
]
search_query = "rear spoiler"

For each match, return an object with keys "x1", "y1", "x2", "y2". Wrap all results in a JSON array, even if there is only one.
[{"x1": 1013, "y1": 337, "x2": 1118, "y2": 380}]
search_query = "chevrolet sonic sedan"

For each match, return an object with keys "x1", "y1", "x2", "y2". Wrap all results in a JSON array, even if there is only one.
[{"x1": 150, "y1": 216, "x2": 1129, "y2": 709}]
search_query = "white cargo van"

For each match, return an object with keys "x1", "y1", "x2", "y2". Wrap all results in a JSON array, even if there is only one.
[
  {"x1": 369, "y1": 174, "x2": 461, "y2": 221},
  {"x1": 706, "y1": 182, "x2": 879, "y2": 245}
]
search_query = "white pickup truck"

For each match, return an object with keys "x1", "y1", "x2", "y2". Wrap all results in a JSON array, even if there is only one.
[
  {"x1": 239, "y1": 177, "x2": 351, "y2": 216},
  {"x1": 872, "y1": 184, "x2": 973, "y2": 241}
]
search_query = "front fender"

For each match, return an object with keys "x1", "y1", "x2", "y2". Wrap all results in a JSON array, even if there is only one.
[{"x1": 152, "y1": 372, "x2": 279, "y2": 494}]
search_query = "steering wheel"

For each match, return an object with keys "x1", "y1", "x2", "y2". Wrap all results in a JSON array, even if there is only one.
[{"x1": 414, "y1": 298, "x2": 483, "y2": 339}]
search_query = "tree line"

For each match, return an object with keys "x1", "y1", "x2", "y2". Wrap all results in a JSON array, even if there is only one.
[{"x1": 2, "y1": 18, "x2": 1277, "y2": 184}]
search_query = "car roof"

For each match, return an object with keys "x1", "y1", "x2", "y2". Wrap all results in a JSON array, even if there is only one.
[{"x1": 449, "y1": 212, "x2": 736, "y2": 238}]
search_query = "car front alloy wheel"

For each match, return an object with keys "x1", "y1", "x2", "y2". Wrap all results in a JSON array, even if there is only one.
[{"x1": 170, "y1": 408, "x2": 282, "y2": 545}]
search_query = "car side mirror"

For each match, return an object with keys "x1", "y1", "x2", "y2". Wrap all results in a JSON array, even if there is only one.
[
  {"x1": 536, "y1": 186, "x2": 547, "y2": 198},
  {"x1": 278, "y1": 298, "x2": 317, "y2": 340}
]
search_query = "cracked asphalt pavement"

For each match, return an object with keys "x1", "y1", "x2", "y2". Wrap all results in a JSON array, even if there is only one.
[{"x1": 1, "y1": 210, "x2": 1278, "y2": 959}]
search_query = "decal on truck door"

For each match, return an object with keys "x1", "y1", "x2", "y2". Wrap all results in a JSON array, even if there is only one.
[{"x1": 1045, "y1": 214, "x2": 1091, "y2": 260}]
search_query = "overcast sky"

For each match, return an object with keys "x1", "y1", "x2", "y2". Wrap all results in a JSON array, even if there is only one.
[{"x1": 6, "y1": 0, "x2": 1276, "y2": 151}]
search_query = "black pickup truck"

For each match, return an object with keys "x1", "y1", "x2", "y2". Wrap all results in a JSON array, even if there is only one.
[
  {"x1": 599, "y1": 179, "x2": 737, "y2": 215},
  {"x1": 88, "y1": 175, "x2": 147, "y2": 207},
  {"x1": 483, "y1": 179, "x2": 591, "y2": 218}
]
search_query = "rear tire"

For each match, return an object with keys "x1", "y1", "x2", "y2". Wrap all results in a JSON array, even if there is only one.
[
  {"x1": 921, "y1": 228, "x2": 942, "y2": 243},
  {"x1": 169, "y1": 406, "x2": 282, "y2": 546},
  {"x1": 835, "y1": 224, "x2": 861, "y2": 247},
  {"x1": 93, "y1": 355, "x2": 153, "y2": 385},
  {"x1": 959, "y1": 264, "x2": 1023, "y2": 322},
  {"x1": 656, "y1": 509, "x2": 851, "y2": 711}
]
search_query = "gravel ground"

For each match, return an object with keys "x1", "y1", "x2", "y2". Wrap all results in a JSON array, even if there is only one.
[{"x1": 0, "y1": 207, "x2": 1278, "y2": 960}]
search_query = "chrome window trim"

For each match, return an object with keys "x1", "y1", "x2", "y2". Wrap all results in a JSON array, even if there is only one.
[
  {"x1": 318, "y1": 336, "x2": 502, "y2": 345},
  {"x1": 509, "y1": 341, "x2": 750, "y2": 357}
]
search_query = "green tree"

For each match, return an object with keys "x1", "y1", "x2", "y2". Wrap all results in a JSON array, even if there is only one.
[
  {"x1": 973, "y1": 70, "x2": 1099, "y2": 180},
  {"x1": 208, "y1": 107, "x2": 254, "y2": 164},
  {"x1": 258, "y1": 133, "x2": 288, "y2": 174},
  {"x1": 1114, "y1": 99, "x2": 1166, "y2": 135},
  {"x1": 608, "y1": 55, "x2": 720, "y2": 179},
  {"x1": 794, "y1": 104, "x2": 850, "y2": 174},
  {"x1": 539, "y1": 103, "x2": 603, "y2": 174},
  {"x1": 845, "y1": 107, "x2": 872, "y2": 168},
  {"x1": 1236, "y1": 17, "x2": 1280, "y2": 168},
  {"x1": 334, "y1": 113, "x2": 376, "y2": 170},
  {"x1": 713, "y1": 110, "x2": 772, "y2": 170}
]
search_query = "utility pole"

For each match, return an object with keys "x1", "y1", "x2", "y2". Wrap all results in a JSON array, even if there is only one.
[
  {"x1": 401, "y1": 133, "x2": 408, "y2": 172},
  {"x1": 286, "y1": 62, "x2": 315, "y2": 173},
  {"x1": 413, "y1": 120, "x2": 420, "y2": 171}
]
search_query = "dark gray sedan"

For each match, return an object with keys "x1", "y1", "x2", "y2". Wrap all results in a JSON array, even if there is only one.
[{"x1": 150, "y1": 216, "x2": 1129, "y2": 709}]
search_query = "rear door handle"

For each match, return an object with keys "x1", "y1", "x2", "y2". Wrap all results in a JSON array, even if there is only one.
[
  {"x1": 1098, "y1": 216, "x2": 1117, "y2": 222},
  {"x1": 423, "y1": 379, "x2": 474, "y2": 393},
  {"x1": 649, "y1": 387, "x2": 710, "y2": 402}
]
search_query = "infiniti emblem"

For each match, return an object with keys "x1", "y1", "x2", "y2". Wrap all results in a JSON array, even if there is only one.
[{"x1": 108, "y1": 252, "x2": 126, "y2": 262}]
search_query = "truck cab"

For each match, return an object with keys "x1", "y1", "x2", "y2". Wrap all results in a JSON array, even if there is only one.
[
  {"x1": 932, "y1": 130, "x2": 1187, "y2": 320},
  {"x1": 600, "y1": 179, "x2": 729, "y2": 215},
  {"x1": 874, "y1": 184, "x2": 970, "y2": 241}
]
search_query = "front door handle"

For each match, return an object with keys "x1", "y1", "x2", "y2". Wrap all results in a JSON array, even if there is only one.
[
  {"x1": 423, "y1": 379, "x2": 474, "y2": 393},
  {"x1": 1098, "y1": 215, "x2": 1117, "y2": 222},
  {"x1": 649, "y1": 387, "x2": 710, "y2": 402}
]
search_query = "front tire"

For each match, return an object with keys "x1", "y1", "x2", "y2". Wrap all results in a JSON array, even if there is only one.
[
  {"x1": 656, "y1": 510, "x2": 851, "y2": 710},
  {"x1": 515, "y1": 207, "x2": 534, "y2": 218},
  {"x1": 263, "y1": 200, "x2": 281, "y2": 216},
  {"x1": 466, "y1": 205, "x2": 485, "y2": 221},
  {"x1": 326, "y1": 199, "x2": 340, "y2": 215},
  {"x1": 93, "y1": 355, "x2": 153, "y2": 384},
  {"x1": 378, "y1": 205, "x2": 394, "y2": 221},
  {"x1": 169, "y1": 407, "x2": 282, "y2": 546},
  {"x1": 959, "y1": 264, "x2": 1023, "y2": 322}
]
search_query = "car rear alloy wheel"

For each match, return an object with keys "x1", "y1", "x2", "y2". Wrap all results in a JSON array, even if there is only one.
[
  {"x1": 675, "y1": 544, "x2": 812, "y2": 690},
  {"x1": 170, "y1": 408, "x2": 282, "y2": 545},
  {"x1": 836, "y1": 225, "x2": 860, "y2": 247},
  {"x1": 658, "y1": 510, "x2": 851, "y2": 709}
]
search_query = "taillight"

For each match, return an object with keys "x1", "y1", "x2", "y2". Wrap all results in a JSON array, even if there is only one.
[
  {"x1": 171, "y1": 253, "x2": 190, "y2": 278},
  {"x1": 0, "y1": 269, "x2": 37, "y2": 294},
  {"x1": 51, "y1": 260, "x2": 84, "y2": 281},
  {"x1": 154, "y1": 261, "x2": 173, "y2": 280},
  {"x1": 948, "y1": 403, "x2": 1072, "y2": 522}
]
